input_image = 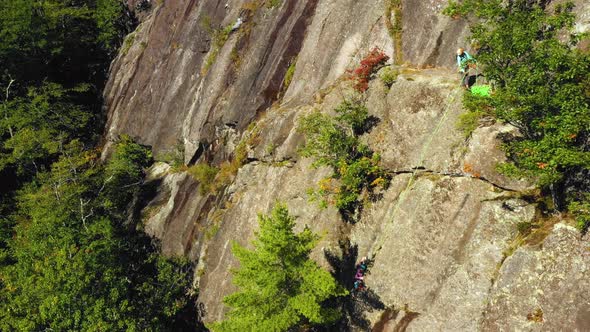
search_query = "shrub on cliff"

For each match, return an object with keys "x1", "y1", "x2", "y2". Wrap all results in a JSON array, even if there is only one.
[
  {"x1": 350, "y1": 48, "x2": 389, "y2": 92},
  {"x1": 380, "y1": 67, "x2": 398, "y2": 88},
  {"x1": 298, "y1": 110, "x2": 364, "y2": 169},
  {"x1": 298, "y1": 99, "x2": 388, "y2": 218},
  {"x1": 188, "y1": 163, "x2": 219, "y2": 194},
  {"x1": 445, "y1": 0, "x2": 590, "y2": 227},
  {"x1": 568, "y1": 194, "x2": 590, "y2": 233},
  {"x1": 209, "y1": 204, "x2": 346, "y2": 332}
]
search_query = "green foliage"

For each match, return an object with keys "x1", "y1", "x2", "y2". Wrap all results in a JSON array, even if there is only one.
[
  {"x1": 209, "y1": 204, "x2": 346, "y2": 332},
  {"x1": 298, "y1": 111, "x2": 361, "y2": 169},
  {"x1": 205, "y1": 222, "x2": 221, "y2": 241},
  {"x1": 298, "y1": 100, "x2": 387, "y2": 216},
  {"x1": 457, "y1": 110, "x2": 484, "y2": 138},
  {"x1": 202, "y1": 24, "x2": 233, "y2": 75},
  {"x1": 96, "y1": 0, "x2": 127, "y2": 53},
  {"x1": 103, "y1": 135, "x2": 153, "y2": 216},
  {"x1": 385, "y1": 0, "x2": 403, "y2": 64},
  {"x1": 0, "y1": 3, "x2": 195, "y2": 330},
  {"x1": 470, "y1": 84, "x2": 491, "y2": 97},
  {"x1": 456, "y1": 93, "x2": 493, "y2": 138},
  {"x1": 445, "y1": 0, "x2": 590, "y2": 217},
  {"x1": 155, "y1": 142, "x2": 185, "y2": 170},
  {"x1": 282, "y1": 57, "x2": 297, "y2": 91},
  {"x1": 0, "y1": 83, "x2": 94, "y2": 175},
  {"x1": 0, "y1": 138, "x2": 194, "y2": 331},
  {"x1": 188, "y1": 163, "x2": 219, "y2": 194},
  {"x1": 0, "y1": 0, "x2": 130, "y2": 218},
  {"x1": 380, "y1": 67, "x2": 398, "y2": 87},
  {"x1": 121, "y1": 32, "x2": 136, "y2": 56},
  {"x1": 568, "y1": 194, "x2": 590, "y2": 233},
  {"x1": 0, "y1": 0, "x2": 127, "y2": 84},
  {"x1": 516, "y1": 220, "x2": 536, "y2": 236},
  {"x1": 443, "y1": 0, "x2": 503, "y2": 19},
  {"x1": 211, "y1": 127, "x2": 256, "y2": 191},
  {"x1": 134, "y1": 255, "x2": 195, "y2": 323},
  {"x1": 335, "y1": 154, "x2": 384, "y2": 211},
  {"x1": 334, "y1": 99, "x2": 370, "y2": 135},
  {"x1": 266, "y1": 0, "x2": 282, "y2": 9}
]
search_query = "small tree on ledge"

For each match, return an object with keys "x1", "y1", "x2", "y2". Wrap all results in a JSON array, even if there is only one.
[{"x1": 209, "y1": 204, "x2": 347, "y2": 332}]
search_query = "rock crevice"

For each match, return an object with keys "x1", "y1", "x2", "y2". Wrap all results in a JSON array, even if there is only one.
[{"x1": 106, "y1": 1, "x2": 590, "y2": 330}]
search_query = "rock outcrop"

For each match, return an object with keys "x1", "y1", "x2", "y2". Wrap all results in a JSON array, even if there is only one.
[
  {"x1": 105, "y1": 0, "x2": 590, "y2": 330},
  {"x1": 483, "y1": 225, "x2": 590, "y2": 331}
]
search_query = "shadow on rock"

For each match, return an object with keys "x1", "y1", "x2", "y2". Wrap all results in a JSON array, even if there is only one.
[
  {"x1": 339, "y1": 201, "x2": 364, "y2": 225},
  {"x1": 356, "y1": 115, "x2": 381, "y2": 136},
  {"x1": 322, "y1": 240, "x2": 388, "y2": 331}
]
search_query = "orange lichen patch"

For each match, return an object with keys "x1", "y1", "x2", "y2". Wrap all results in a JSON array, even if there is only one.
[
  {"x1": 537, "y1": 162, "x2": 548, "y2": 169},
  {"x1": 241, "y1": 1, "x2": 260, "y2": 11},
  {"x1": 371, "y1": 177, "x2": 387, "y2": 188},
  {"x1": 318, "y1": 177, "x2": 339, "y2": 193},
  {"x1": 463, "y1": 162, "x2": 481, "y2": 178}
]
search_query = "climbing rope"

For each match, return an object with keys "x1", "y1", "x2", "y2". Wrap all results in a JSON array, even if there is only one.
[{"x1": 368, "y1": 87, "x2": 462, "y2": 260}]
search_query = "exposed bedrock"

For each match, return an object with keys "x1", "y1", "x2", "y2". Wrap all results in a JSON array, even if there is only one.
[{"x1": 104, "y1": 0, "x2": 590, "y2": 330}]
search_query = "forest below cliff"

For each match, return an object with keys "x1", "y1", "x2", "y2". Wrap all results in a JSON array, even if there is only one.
[{"x1": 0, "y1": 0, "x2": 588, "y2": 331}]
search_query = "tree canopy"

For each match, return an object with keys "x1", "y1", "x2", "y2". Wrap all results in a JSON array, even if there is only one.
[
  {"x1": 445, "y1": 0, "x2": 590, "y2": 232},
  {"x1": 209, "y1": 204, "x2": 346, "y2": 332},
  {"x1": 0, "y1": 1, "x2": 199, "y2": 330},
  {"x1": 0, "y1": 137, "x2": 195, "y2": 331},
  {"x1": 0, "y1": 0, "x2": 129, "y2": 248}
]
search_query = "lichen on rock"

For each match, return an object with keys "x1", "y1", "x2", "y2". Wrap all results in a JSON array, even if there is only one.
[{"x1": 103, "y1": 0, "x2": 590, "y2": 330}]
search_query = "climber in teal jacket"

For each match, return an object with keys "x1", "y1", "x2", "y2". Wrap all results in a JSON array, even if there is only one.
[
  {"x1": 457, "y1": 48, "x2": 476, "y2": 89},
  {"x1": 456, "y1": 48, "x2": 474, "y2": 73}
]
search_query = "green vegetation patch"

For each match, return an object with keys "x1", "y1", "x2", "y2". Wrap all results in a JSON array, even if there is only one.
[
  {"x1": 456, "y1": 92, "x2": 494, "y2": 138},
  {"x1": 470, "y1": 84, "x2": 491, "y2": 97},
  {"x1": 186, "y1": 124, "x2": 260, "y2": 195},
  {"x1": 202, "y1": 24, "x2": 233, "y2": 75},
  {"x1": 155, "y1": 141, "x2": 185, "y2": 171},
  {"x1": 121, "y1": 32, "x2": 136, "y2": 56},
  {"x1": 282, "y1": 57, "x2": 297, "y2": 92},
  {"x1": 208, "y1": 203, "x2": 346, "y2": 331},
  {"x1": 0, "y1": 136, "x2": 195, "y2": 330},
  {"x1": 444, "y1": 0, "x2": 590, "y2": 232},
  {"x1": 0, "y1": 3, "x2": 199, "y2": 329},
  {"x1": 298, "y1": 99, "x2": 388, "y2": 218},
  {"x1": 379, "y1": 66, "x2": 398, "y2": 88},
  {"x1": 568, "y1": 194, "x2": 590, "y2": 233},
  {"x1": 266, "y1": 0, "x2": 282, "y2": 9},
  {"x1": 188, "y1": 163, "x2": 219, "y2": 194},
  {"x1": 385, "y1": 0, "x2": 403, "y2": 64}
]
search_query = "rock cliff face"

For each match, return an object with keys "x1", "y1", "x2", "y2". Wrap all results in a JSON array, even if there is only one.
[{"x1": 104, "y1": 0, "x2": 590, "y2": 330}]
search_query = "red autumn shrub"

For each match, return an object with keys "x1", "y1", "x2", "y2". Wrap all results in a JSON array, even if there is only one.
[{"x1": 350, "y1": 47, "x2": 389, "y2": 92}]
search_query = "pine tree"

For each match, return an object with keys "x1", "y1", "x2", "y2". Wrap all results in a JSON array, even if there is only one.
[{"x1": 210, "y1": 204, "x2": 346, "y2": 332}]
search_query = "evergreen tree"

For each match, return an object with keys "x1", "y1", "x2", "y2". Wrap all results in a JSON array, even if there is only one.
[
  {"x1": 0, "y1": 0, "x2": 130, "y2": 250},
  {"x1": 0, "y1": 137, "x2": 194, "y2": 331},
  {"x1": 210, "y1": 204, "x2": 346, "y2": 332}
]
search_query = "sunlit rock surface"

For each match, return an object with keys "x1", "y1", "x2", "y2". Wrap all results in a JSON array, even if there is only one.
[{"x1": 107, "y1": 1, "x2": 590, "y2": 330}]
